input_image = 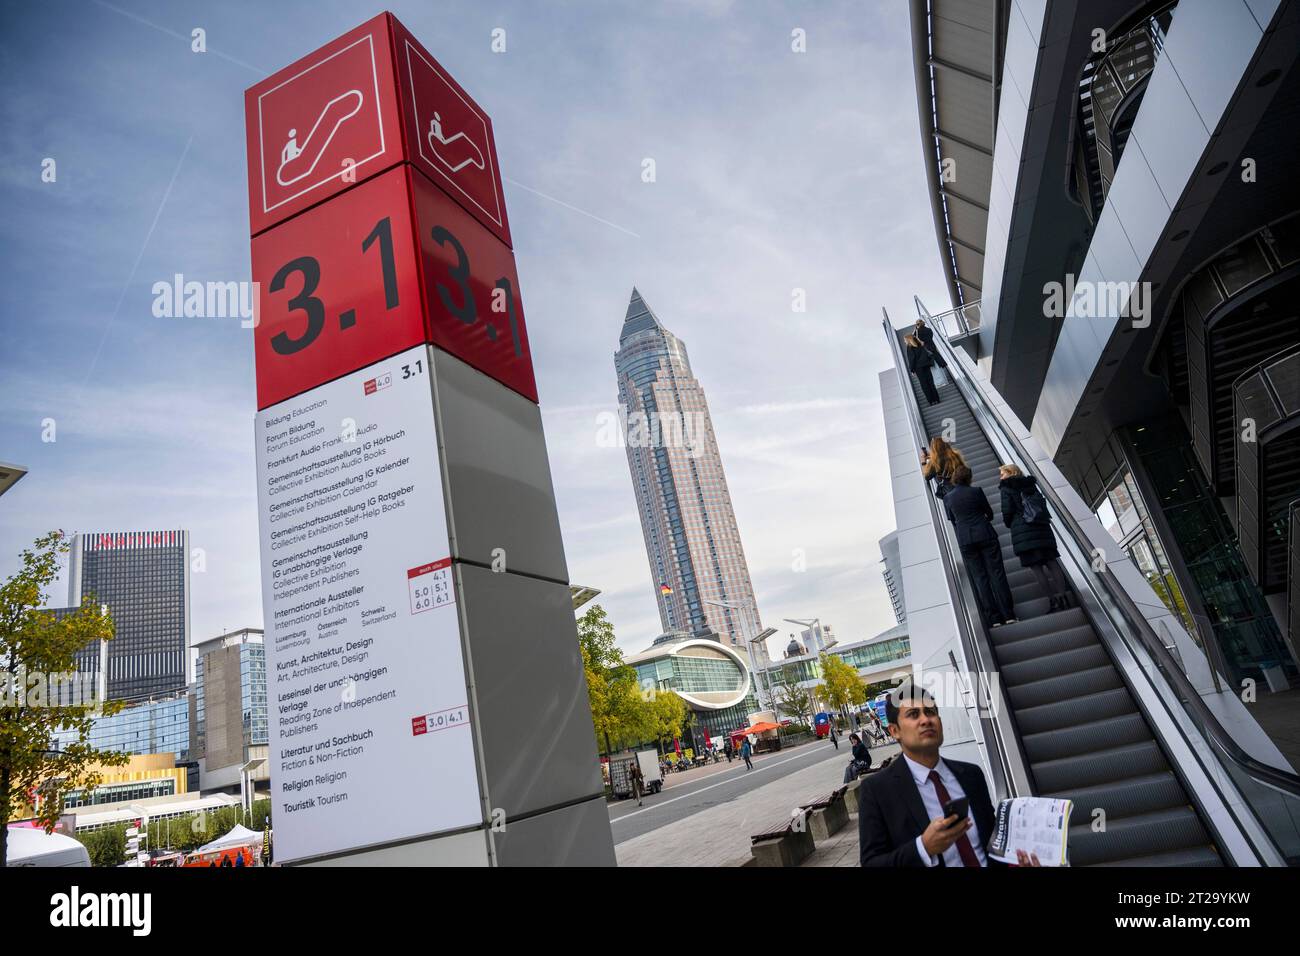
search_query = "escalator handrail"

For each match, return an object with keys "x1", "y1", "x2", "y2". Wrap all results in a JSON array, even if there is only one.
[
  {"x1": 923, "y1": 321, "x2": 1300, "y2": 803},
  {"x1": 880, "y1": 310, "x2": 1033, "y2": 800}
]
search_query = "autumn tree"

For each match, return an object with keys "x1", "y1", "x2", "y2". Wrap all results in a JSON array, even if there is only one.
[
  {"x1": 641, "y1": 689, "x2": 688, "y2": 756},
  {"x1": 768, "y1": 663, "x2": 814, "y2": 727},
  {"x1": 818, "y1": 652, "x2": 868, "y2": 718},
  {"x1": 1, "y1": 531, "x2": 128, "y2": 867},
  {"x1": 576, "y1": 605, "x2": 642, "y2": 756}
]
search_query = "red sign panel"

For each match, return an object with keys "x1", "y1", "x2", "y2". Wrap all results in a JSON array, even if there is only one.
[
  {"x1": 245, "y1": 14, "x2": 404, "y2": 236},
  {"x1": 251, "y1": 166, "x2": 425, "y2": 409},
  {"x1": 247, "y1": 15, "x2": 535, "y2": 407},
  {"x1": 391, "y1": 18, "x2": 512, "y2": 249},
  {"x1": 409, "y1": 170, "x2": 536, "y2": 402}
]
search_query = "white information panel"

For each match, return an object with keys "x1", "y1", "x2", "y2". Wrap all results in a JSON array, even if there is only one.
[{"x1": 255, "y1": 344, "x2": 480, "y2": 863}]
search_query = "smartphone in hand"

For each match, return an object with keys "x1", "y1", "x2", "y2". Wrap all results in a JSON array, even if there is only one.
[{"x1": 942, "y1": 796, "x2": 969, "y2": 822}]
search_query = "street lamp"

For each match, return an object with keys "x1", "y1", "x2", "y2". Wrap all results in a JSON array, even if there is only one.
[
  {"x1": 570, "y1": 585, "x2": 602, "y2": 611},
  {"x1": 239, "y1": 758, "x2": 266, "y2": 823},
  {"x1": 702, "y1": 598, "x2": 775, "y2": 712},
  {"x1": 749, "y1": 626, "x2": 778, "y2": 711},
  {"x1": 783, "y1": 617, "x2": 833, "y2": 653}
]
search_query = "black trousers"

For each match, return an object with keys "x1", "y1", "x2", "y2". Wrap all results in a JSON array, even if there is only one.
[
  {"x1": 915, "y1": 366, "x2": 940, "y2": 404},
  {"x1": 961, "y1": 538, "x2": 1015, "y2": 625}
]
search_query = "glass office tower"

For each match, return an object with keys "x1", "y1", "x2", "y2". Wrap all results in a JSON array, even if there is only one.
[
  {"x1": 68, "y1": 530, "x2": 190, "y2": 703},
  {"x1": 615, "y1": 289, "x2": 763, "y2": 656}
]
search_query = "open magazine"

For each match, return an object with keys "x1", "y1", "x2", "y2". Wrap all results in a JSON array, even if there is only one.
[{"x1": 986, "y1": 797, "x2": 1073, "y2": 867}]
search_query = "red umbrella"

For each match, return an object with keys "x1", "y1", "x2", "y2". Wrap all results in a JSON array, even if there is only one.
[{"x1": 673, "y1": 737, "x2": 681, "y2": 756}]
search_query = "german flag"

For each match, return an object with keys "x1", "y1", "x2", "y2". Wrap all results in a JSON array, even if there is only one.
[{"x1": 659, "y1": 583, "x2": 673, "y2": 596}]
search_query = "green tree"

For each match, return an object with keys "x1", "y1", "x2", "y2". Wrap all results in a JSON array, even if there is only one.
[
  {"x1": 642, "y1": 690, "x2": 688, "y2": 755},
  {"x1": 819, "y1": 653, "x2": 867, "y2": 716},
  {"x1": 769, "y1": 664, "x2": 814, "y2": 727},
  {"x1": 77, "y1": 823, "x2": 127, "y2": 868},
  {"x1": 1, "y1": 531, "x2": 128, "y2": 868},
  {"x1": 576, "y1": 605, "x2": 642, "y2": 756}
]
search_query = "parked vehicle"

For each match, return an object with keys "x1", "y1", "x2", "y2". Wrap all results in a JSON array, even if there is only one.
[{"x1": 609, "y1": 749, "x2": 664, "y2": 798}]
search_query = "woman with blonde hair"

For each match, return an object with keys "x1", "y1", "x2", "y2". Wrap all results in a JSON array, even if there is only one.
[
  {"x1": 904, "y1": 333, "x2": 942, "y2": 405},
  {"x1": 998, "y1": 463, "x2": 1073, "y2": 611},
  {"x1": 921, "y1": 436, "x2": 966, "y2": 499}
]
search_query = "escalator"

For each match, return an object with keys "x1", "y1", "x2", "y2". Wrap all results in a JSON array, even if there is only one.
[{"x1": 885, "y1": 314, "x2": 1300, "y2": 866}]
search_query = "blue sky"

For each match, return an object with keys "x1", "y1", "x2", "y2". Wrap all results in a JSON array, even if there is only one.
[{"x1": 0, "y1": 0, "x2": 949, "y2": 659}]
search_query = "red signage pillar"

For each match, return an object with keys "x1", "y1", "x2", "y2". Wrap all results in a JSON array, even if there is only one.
[{"x1": 245, "y1": 12, "x2": 612, "y2": 866}]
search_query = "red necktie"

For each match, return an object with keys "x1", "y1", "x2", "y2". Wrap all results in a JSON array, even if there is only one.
[{"x1": 928, "y1": 770, "x2": 982, "y2": 867}]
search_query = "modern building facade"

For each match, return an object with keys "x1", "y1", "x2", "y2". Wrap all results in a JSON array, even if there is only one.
[
  {"x1": 53, "y1": 693, "x2": 191, "y2": 762},
  {"x1": 626, "y1": 634, "x2": 760, "y2": 741},
  {"x1": 615, "y1": 288, "x2": 764, "y2": 657},
  {"x1": 68, "y1": 530, "x2": 190, "y2": 702},
  {"x1": 879, "y1": 531, "x2": 906, "y2": 624},
  {"x1": 761, "y1": 623, "x2": 913, "y2": 712},
  {"x1": 878, "y1": 0, "x2": 1300, "y2": 864},
  {"x1": 191, "y1": 628, "x2": 269, "y2": 792}
]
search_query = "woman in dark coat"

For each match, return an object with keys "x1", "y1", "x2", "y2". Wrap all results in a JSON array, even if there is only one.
[
  {"x1": 905, "y1": 334, "x2": 941, "y2": 405},
  {"x1": 913, "y1": 318, "x2": 947, "y2": 369},
  {"x1": 999, "y1": 464, "x2": 1073, "y2": 611}
]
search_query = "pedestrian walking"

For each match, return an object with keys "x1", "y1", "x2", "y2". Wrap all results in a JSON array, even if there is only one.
[
  {"x1": 829, "y1": 723, "x2": 840, "y2": 750},
  {"x1": 944, "y1": 464, "x2": 1017, "y2": 628},
  {"x1": 628, "y1": 757, "x2": 645, "y2": 807},
  {"x1": 724, "y1": 738, "x2": 734, "y2": 763},
  {"x1": 999, "y1": 464, "x2": 1074, "y2": 612},
  {"x1": 921, "y1": 436, "x2": 966, "y2": 500},
  {"x1": 905, "y1": 334, "x2": 942, "y2": 405},
  {"x1": 914, "y1": 317, "x2": 947, "y2": 369},
  {"x1": 740, "y1": 736, "x2": 754, "y2": 771}
]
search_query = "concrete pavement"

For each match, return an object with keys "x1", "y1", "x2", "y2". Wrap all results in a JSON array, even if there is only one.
[{"x1": 614, "y1": 740, "x2": 898, "y2": 866}]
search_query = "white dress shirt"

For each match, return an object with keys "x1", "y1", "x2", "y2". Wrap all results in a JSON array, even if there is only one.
[{"x1": 903, "y1": 753, "x2": 988, "y2": 867}]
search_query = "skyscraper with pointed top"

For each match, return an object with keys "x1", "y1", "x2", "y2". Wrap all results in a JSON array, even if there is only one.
[{"x1": 615, "y1": 288, "x2": 765, "y2": 661}]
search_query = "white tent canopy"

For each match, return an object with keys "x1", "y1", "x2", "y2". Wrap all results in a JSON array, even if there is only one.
[
  {"x1": 5, "y1": 827, "x2": 90, "y2": 867},
  {"x1": 197, "y1": 823, "x2": 262, "y2": 853}
]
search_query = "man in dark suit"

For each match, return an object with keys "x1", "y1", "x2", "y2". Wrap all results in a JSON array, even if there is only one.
[
  {"x1": 942, "y1": 465, "x2": 1016, "y2": 628},
  {"x1": 913, "y1": 318, "x2": 947, "y2": 368},
  {"x1": 858, "y1": 680, "x2": 1038, "y2": 867}
]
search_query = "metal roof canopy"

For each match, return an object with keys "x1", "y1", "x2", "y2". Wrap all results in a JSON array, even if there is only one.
[
  {"x1": 910, "y1": 0, "x2": 1008, "y2": 309},
  {"x1": 0, "y1": 462, "x2": 27, "y2": 499}
]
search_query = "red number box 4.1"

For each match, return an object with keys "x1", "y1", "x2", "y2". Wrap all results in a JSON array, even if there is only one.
[{"x1": 252, "y1": 165, "x2": 536, "y2": 409}]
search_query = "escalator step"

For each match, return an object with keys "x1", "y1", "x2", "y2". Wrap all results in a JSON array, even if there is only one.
[
  {"x1": 1016, "y1": 686, "x2": 1138, "y2": 735},
  {"x1": 1031, "y1": 740, "x2": 1170, "y2": 792},
  {"x1": 1006, "y1": 664, "x2": 1125, "y2": 710},
  {"x1": 1047, "y1": 771, "x2": 1191, "y2": 821},
  {"x1": 1011, "y1": 580, "x2": 1048, "y2": 604},
  {"x1": 1090, "y1": 846, "x2": 1222, "y2": 867},
  {"x1": 992, "y1": 607, "x2": 1089, "y2": 643},
  {"x1": 1014, "y1": 595, "x2": 1055, "y2": 619},
  {"x1": 1067, "y1": 807, "x2": 1213, "y2": 866},
  {"x1": 1023, "y1": 712, "x2": 1154, "y2": 763},
  {"x1": 1002, "y1": 643, "x2": 1113, "y2": 687},
  {"x1": 994, "y1": 623, "x2": 1098, "y2": 665}
]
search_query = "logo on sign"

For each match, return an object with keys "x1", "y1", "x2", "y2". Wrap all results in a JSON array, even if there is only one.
[
  {"x1": 363, "y1": 371, "x2": 392, "y2": 395},
  {"x1": 257, "y1": 35, "x2": 387, "y2": 214},
  {"x1": 403, "y1": 40, "x2": 503, "y2": 231}
]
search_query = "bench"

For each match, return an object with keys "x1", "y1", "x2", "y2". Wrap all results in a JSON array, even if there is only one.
[
  {"x1": 749, "y1": 808, "x2": 815, "y2": 867},
  {"x1": 805, "y1": 786, "x2": 850, "y2": 842},
  {"x1": 843, "y1": 777, "x2": 863, "y2": 816}
]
